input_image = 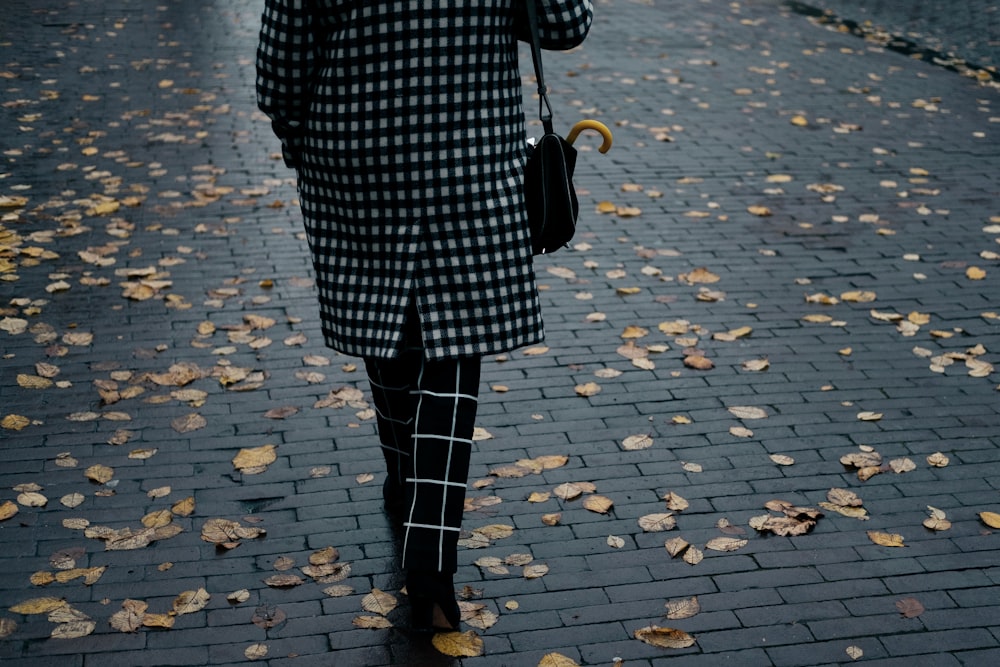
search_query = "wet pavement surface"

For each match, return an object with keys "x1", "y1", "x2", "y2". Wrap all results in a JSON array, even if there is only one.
[{"x1": 1, "y1": 0, "x2": 999, "y2": 665}]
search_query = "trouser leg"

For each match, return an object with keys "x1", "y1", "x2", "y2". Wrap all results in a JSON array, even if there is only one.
[{"x1": 402, "y1": 354, "x2": 481, "y2": 573}]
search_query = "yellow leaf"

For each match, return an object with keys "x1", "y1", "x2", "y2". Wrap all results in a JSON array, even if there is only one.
[
  {"x1": 846, "y1": 645, "x2": 864, "y2": 660},
  {"x1": 171, "y1": 496, "x2": 196, "y2": 517},
  {"x1": 966, "y1": 266, "x2": 986, "y2": 280},
  {"x1": 352, "y1": 615, "x2": 392, "y2": 629},
  {"x1": 0, "y1": 500, "x2": 18, "y2": 521},
  {"x1": 524, "y1": 564, "x2": 549, "y2": 579},
  {"x1": 574, "y1": 382, "x2": 602, "y2": 397},
  {"x1": 790, "y1": 115, "x2": 809, "y2": 126},
  {"x1": 173, "y1": 588, "x2": 211, "y2": 615},
  {"x1": 664, "y1": 536, "x2": 690, "y2": 557},
  {"x1": 679, "y1": 267, "x2": 720, "y2": 284},
  {"x1": 10, "y1": 597, "x2": 68, "y2": 615},
  {"x1": 142, "y1": 613, "x2": 175, "y2": 629},
  {"x1": 867, "y1": 530, "x2": 906, "y2": 547},
  {"x1": 595, "y1": 201, "x2": 617, "y2": 214},
  {"x1": 840, "y1": 290, "x2": 877, "y2": 303},
  {"x1": 634, "y1": 625, "x2": 697, "y2": 648},
  {"x1": 2, "y1": 414, "x2": 31, "y2": 431},
  {"x1": 141, "y1": 510, "x2": 173, "y2": 529},
  {"x1": 431, "y1": 630, "x2": 485, "y2": 657},
  {"x1": 84, "y1": 464, "x2": 114, "y2": 484},
  {"x1": 362, "y1": 588, "x2": 397, "y2": 616},
  {"x1": 663, "y1": 492, "x2": 689, "y2": 511},
  {"x1": 541, "y1": 513, "x2": 561, "y2": 525},
  {"x1": 233, "y1": 444, "x2": 277, "y2": 473},
  {"x1": 683, "y1": 355, "x2": 714, "y2": 370},
  {"x1": 583, "y1": 495, "x2": 614, "y2": 514},
  {"x1": 769, "y1": 454, "x2": 795, "y2": 466},
  {"x1": 638, "y1": 513, "x2": 677, "y2": 532},
  {"x1": 245, "y1": 644, "x2": 268, "y2": 661},
  {"x1": 538, "y1": 652, "x2": 581, "y2": 667},
  {"x1": 747, "y1": 205, "x2": 772, "y2": 217},
  {"x1": 980, "y1": 511, "x2": 1000, "y2": 529}
]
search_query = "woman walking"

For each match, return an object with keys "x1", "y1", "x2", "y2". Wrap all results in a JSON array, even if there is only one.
[{"x1": 256, "y1": 0, "x2": 593, "y2": 632}]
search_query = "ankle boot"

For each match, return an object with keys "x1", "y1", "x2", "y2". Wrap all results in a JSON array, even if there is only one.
[{"x1": 405, "y1": 569, "x2": 460, "y2": 632}]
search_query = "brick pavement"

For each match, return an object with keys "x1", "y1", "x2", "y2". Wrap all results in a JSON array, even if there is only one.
[{"x1": 1, "y1": 0, "x2": 999, "y2": 665}]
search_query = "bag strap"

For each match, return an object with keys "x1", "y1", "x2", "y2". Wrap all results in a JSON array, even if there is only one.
[{"x1": 524, "y1": 1, "x2": 555, "y2": 135}]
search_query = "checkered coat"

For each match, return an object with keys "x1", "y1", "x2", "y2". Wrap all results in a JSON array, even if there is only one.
[{"x1": 256, "y1": 1, "x2": 593, "y2": 360}]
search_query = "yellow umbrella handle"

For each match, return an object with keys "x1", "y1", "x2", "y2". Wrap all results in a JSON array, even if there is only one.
[{"x1": 566, "y1": 119, "x2": 613, "y2": 154}]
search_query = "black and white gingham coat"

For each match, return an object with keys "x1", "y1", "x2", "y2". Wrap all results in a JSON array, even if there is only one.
[{"x1": 256, "y1": 1, "x2": 594, "y2": 360}]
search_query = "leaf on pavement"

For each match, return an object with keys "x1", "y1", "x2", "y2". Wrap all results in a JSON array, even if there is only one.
[
  {"x1": 432, "y1": 630, "x2": 484, "y2": 657},
  {"x1": 867, "y1": 530, "x2": 905, "y2": 547},
  {"x1": 664, "y1": 596, "x2": 701, "y2": 620},
  {"x1": 232, "y1": 444, "x2": 276, "y2": 474},
  {"x1": 634, "y1": 625, "x2": 697, "y2": 649},
  {"x1": 638, "y1": 513, "x2": 677, "y2": 532},
  {"x1": 895, "y1": 597, "x2": 925, "y2": 618},
  {"x1": 173, "y1": 588, "x2": 210, "y2": 615},
  {"x1": 361, "y1": 589, "x2": 397, "y2": 616}
]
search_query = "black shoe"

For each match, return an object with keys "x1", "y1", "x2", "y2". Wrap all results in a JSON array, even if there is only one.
[
  {"x1": 383, "y1": 477, "x2": 406, "y2": 518},
  {"x1": 406, "y1": 570, "x2": 460, "y2": 633}
]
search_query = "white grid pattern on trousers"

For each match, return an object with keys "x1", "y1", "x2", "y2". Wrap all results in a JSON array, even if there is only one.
[
  {"x1": 256, "y1": 0, "x2": 593, "y2": 360},
  {"x1": 365, "y1": 343, "x2": 481, "y2": 573}
]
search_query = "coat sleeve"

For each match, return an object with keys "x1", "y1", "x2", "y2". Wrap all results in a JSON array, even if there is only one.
[
  {"x1": 532, "y1": 0, "x2": 594, "y2": 50},
  {"x1": 255, "y1": 0, "x2": 319, "y2": 170}
]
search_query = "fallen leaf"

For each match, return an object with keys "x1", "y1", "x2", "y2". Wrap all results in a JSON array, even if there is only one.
[
  {"x1": 683, "y1": 355, "x2": 714, "y2": 370},
  {"x1": 622, "y1": 434, "x2": 654, "y2": 451},
  {"x1": 233, "y1": 444, "x2": 277, "y2": 474},
  {"x1": 769, "y1": 454, "x2": 794, "y2": 465},
  {"x1": 639, "y1": 513, "x2": 677, "y2": 532},
  {"x1": 607, "y1": 535, "x2": 625, "y2": 548},
  {"x1": 524, "y1": 564, "x2": 549, "y2": 579},
  {"x1": 664, "y1": 596, "x2": 700, "y2": 620},
  {"x1": 979, "y1": 511, "x2": 1000, "y2": 529},
  {"x1": 10, "y1": 597, "x2": 68, "y2": 615},
  {"x1": 574, "y1": 382, "x2": 602, "y2": 397},
  {"x1": 867, "y1": 530, "x2": 906, "y2": 547},
  {"x1": 926, "y1": 452, "x2": 949, "y2": 467},
  {"x1": 846, "y1": 645, "x2": 864, "y2": 660},
  {"x1": 432, "y1": 630, "x2": 485, "y2": 657},
  {"x1": 895, "y1": 597, "x2": 925, "y2": 618},
  {"x1": 634, "y1": 625, "x2": 697, "y2": 648},
  {"x1": 245, "y1": 644, "x2": 268, "y2": 661},
  {"x1": 173, "y1": 588, "x2": 211, "y2": 615},
  {"x1": 171, "y1": 412, "x2": 206, "y2": 433},
  {"x1": 664, "y1": 536, "x2": 690, "y2": 557},
  {"x1": 728, "y1": 406, "x2": 768, "y2": 420},
  {"x1": 361, "y1": 589, "x2": 397, "y2": 616},
  {"x1": 352, "y1": 615, "x2": 392, "y2": 629},
  {"x1": 0, "y1": 500, "x2": 19, "y2": 521},
  {"x1": 583, "y1": 495, "x2": 614, "y2": 514},
  {"x1": 705, "y1": 537, "x2": 748, "y2": 552},
  {"x1": 663, "y1": 492, "x2": 689, "y2": 511},
  {"x1": 538, "y1": 653, "x2": 580, "y2": 667},
  {"x1": 682, "y1": 546, "x2": 704, "y2": 565}
]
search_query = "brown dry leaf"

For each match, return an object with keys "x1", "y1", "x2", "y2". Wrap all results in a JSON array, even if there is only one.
[
  {"x1": 245, "y1": 644, "x2": 268, "y2": 661},
  {"x1": 846, "y1": 645, "x2": 864, "y2": 660},
  {"x1": 730, "y1": 426, "x2": 754, "y2": 438},
  {"x1": 541, "y1": 513, "x2": 561, "y2": 526},
  {"x1": 705, "y1": 537, "x2": 748, "y2": 552},
  {"x1": 172, "y1": 496, "x2": 195, "y2": 517},
  {"x1": 431, "y1": 630, "x2": 484, "y2": 657},
  {"x1": 476, "y1": 524, "x2": 515, "y2": 540},
  {"x1": 926, "y1": 452, "x2": 949, "y2": 467},
  {"x1": 672, "y1": 415, "x2": 693, "y2": 425},
  {"x1": 173, "y1": 588, "x2": 211, "y2": 615},
  {"x1": 51, "y1": 619, "x2": 96, "y2": 639},
  {"x1": 171, "y1": 412, "x2": 206, "y2": 433},
  {"x1": 264, "y1": 406, "x2": 298, "y2": 419},
  {"x1": 583, "y1": 495, "x2": 614, "y2": 514},
  {"x1": 867, "y1": 530, "x2": 906, "y2": 547},
  {"x1": 663, "y1": 492, "x2": 689, "y2": 511},
  {"x1": 622, "y1": 434, "x2": 654, "y2": 451},
  {"x1": 0, "y1": 500, "x2": 18, "y2": 521},
  {"x1": 141, "y1": 510, "x2": 173, "y2": 529},
  {"x1": 664, "y1": 596, "x2": 701, "y2": 620},
  {"x1": 634, "y1": 626, "x2": 697, "y2": 649},
  {"x1": 85, "y1": 464, "x2": 114, "y2": 484},
  {"x1": 840, "y1": 451, "x2": 883, "y2": 468},
  {"x1": 923, "y1": 508, "x2": 951, "y2": 532},
  {"x1": 827, "y1": 488, "x2": 863, "y2": 507},
  {"x1": 228, "y1": 589, "x2": 251, "y2": 604},
  {"x1": 201, "y1": 518, "x2": 266, "y2": 547},
  {"x1": 109, "y1": 599, "x2": 147, "y2": 632},
  {"x1": 264, "y1": 574, "x2": 304, "y2": 588},
  {"x1": 889, "y1": 458, "x2": 916, "y2": 474},
  {"x1": 966, "y1": 266, "x2": 987, "y2": 280},
  {"x1": 353, "y1": 615, "x2": 393, "y2": 629},
  {"x1": 841, "y1": 291, "x2": 877, "y2": 303},
  {"x1": 895, "y1": 597, "x2": 925, "y2": 618},
  {"x1": 742, "y1": 358, "x2": 770, "y2": 372},
  {"x1": 523, "y1": 345, "x2": 550, "y2": 356},
  {"x1": 310, "y1": 546, "x2": 339, "y2": 566},
  {"x1": 682, "y1": 546, "x2": 704, "y2": 565},
  {"x1": 574, "y1": 382, "x2": 602, "y2": 397},
  {"x1": 683, "y1": 355, "x2": 714, "y2": 370},
  {"x1": 622, "y1": 325, "x2": 649, "y2": 339},
  {"x1": 553, "y1": 482, "x2": 585, "y2": 501},
  {"x1": 538, "y1": 653, "x2": 580, "y2": 667},
  {"x1": 2, "y1": 414, "x2": 31, "y2": 431},
  {"x1": 142, "y1": 613, "x2": 175, "y2": 629},
  {"x1": 769, "y1": 454, "x2": 795, "y2": 466},
  {"x1": 0, "y1": 618, "x2": 16, "y2": 639},
  {"x1": 524, "y1": 564, "x2": 549, "y2": 579},
  {"x1": 323, "y1": 585, "x2": 354, "y2": 598},
  {"x1": 979, "y1": 511, "x2": 1000, "y2": 529},
  {"x1": 607, "y1": 535, "x2": 626, "y2": 548},
  {"x1": 17, "y1": 492, "x2": 48, "y2": 508},
  {"x1": 679, "y1": 267, "x2": 720, "y2": 285},
  {"x1": 664, "y1": 537, "x2": 690, "y2": 557},
  {"x1": 361, "y1": 588, "x2": 397, "y2": 616},
  {"x1": 233, "y1": 444, "x2": 277, "y2": 474},
  {"x1": 818, "y1": 502, "x2": 869, "y2": 520},
  {"x1": 461, "y1": 601, "x2": 499, "y2": 630},
  {"x1": 747, "y1": 205, "x2": 772, "y2": 217},
  {"x1": 638, "y1": 513, "x2": 677, "y2": 532},
  {"x1": 10, "y1": 597, "x2": 68, "y2": 615},
  {"x1": 857, "y1": 411, "x2": 883, "y2": 422},
  {"x1": 728, "y1": 406, "x2": 768, "y2": 420}
]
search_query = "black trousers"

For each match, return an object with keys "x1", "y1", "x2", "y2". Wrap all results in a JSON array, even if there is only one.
[{"x1": 364, "y1": 314, "x2": 481, "y2": 574}]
